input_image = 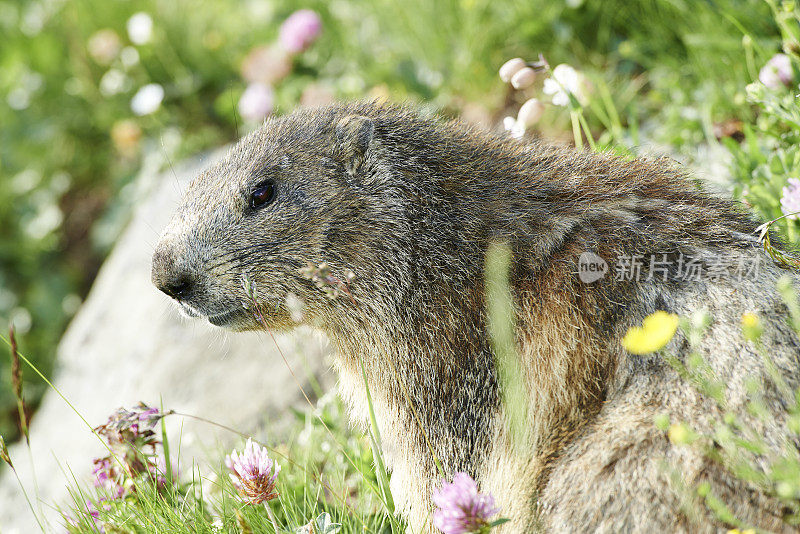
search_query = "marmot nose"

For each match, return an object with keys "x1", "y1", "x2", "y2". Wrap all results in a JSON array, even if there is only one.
[
  {"x1": 159, "y1": 275, "x2": 194, "y2": 300},
  {"x1": 152, "y1": 246, "x2": 195, "y2": 301}
]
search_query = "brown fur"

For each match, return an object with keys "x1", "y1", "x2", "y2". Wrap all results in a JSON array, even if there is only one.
[{"x1": 152, "y1": 102, "x2": 800, "y2": 532}]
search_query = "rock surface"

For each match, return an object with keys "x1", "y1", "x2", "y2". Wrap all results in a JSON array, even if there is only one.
[{"x1": 0, "y1": 150, "x2": 334, "y2": 532}]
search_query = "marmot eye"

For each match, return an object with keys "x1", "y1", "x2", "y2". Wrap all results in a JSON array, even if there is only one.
[{"x1": 250, "y1": 181, "x2": 275, "y2": 209}]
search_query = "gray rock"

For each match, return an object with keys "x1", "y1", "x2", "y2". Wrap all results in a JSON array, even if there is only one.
[{"x1": 0, "y1": 151, "x2": 333, "y2": 532}]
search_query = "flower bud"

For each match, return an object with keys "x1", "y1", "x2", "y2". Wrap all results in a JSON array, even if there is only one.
[
  {"x1": 0, "y1": 435, "x2": 12, "y2": 468},
  {"x1": 511, "y1": 67, "x2": 537, "y2": 89},
  {"x1": 517, "y1": 98, "x2": 545, "y2": 127},
  {"x1": 745, "y1": 82, "x2": 763, "y2": 99},
  {"x1": 499, "y1": 58, "x2": 526, "y2": 83}
]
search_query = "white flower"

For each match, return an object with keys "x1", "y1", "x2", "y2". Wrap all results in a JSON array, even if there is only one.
[
  {"x1": 238, "y1": 83, "x2": 274, "y2": 122},
  {"x1": 26, "y1": 203, "x2": 63, "y2": 240},
  {"x1": 543, "y1": 64, "x2": 589, "y2": 107},
  {"x1": 99, "y1": 69, "x2": 128, "y2": 96},
  {"x1": 131, "y1": 83, "x2": 164, "y2": 115},
  {"x1": 9, "y1": 307, "x2": 32, "y2": 334},
  {"x1": 127, "y1": 12, "x2": 153, "y2": 45},
  {"x1": 518, "y1": 98, "x2": 545, "y2": 127},
  {"x1": 87, "y1": 29, "x2": 121, "y2": 65},
  {"x1": 7, "y1": 87, "x2": 30, "y2": 110},
  {"x1": 503, "y1": 116, "x2": 525, "y2": 139},
  {"x1": 120, "y1": 46, "x2": 140, "y2": 68}
]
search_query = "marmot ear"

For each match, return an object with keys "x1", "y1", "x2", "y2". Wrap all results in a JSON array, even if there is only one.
[{"x1": 335, "y1": 115, "x2": 374, "y2": 173}]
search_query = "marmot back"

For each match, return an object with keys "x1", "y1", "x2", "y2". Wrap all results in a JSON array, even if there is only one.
[{"x1": 152, "y1": 101, "x2": 800, "y2": 533}]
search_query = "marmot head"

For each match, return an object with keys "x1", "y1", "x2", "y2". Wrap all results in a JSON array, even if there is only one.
[{"x1": 151, "y1": 105, "x2": 387, "y2": 332}]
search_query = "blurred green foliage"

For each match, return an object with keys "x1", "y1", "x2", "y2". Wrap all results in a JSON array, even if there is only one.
[
  {"x1": 724, "y1": 0, "x2": 800, "y2": 243},
  {"x1": 726, "y1": 82, "x2": 800, "y2": 241},
  {"x1": 0, "y1": 0, "x2": 786, "y2": 443}
]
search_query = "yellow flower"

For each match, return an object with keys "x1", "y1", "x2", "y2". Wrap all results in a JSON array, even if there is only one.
[
  {"x1": 667, "y1": 423, "x2": 690, "y2": 445},
  {"x1": 622, "y1": 311, "x2": 679, "y2": 355},
  {"x1": 741, "y1": 312, "x2": 762, "y2": 342},
  {"x1": 741, "y1": 313, "x2": 758, "y2": 328}
]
